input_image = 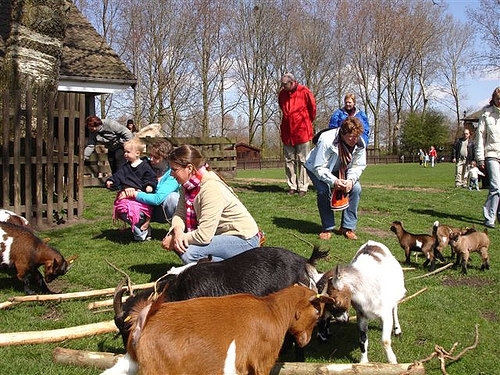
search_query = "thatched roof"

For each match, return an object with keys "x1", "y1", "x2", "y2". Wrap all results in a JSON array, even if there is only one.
[{"x1": 0, "y1": 0, "x2": 135, "y2": 93}]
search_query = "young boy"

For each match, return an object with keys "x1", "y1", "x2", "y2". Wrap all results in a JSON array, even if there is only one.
[
  {"x1": 106, "y1": 138, "x2": 157, "y2": 192},
  {"x1": 106, "y1": 138, "x2": 157, "y2": 240},
  {"x1": 467, "y1": 160, "x2": 485, "y2": 191}
]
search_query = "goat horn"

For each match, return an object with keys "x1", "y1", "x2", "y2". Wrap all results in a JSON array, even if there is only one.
[{"x1": 113, "y1": 278, "x2": 128, "y2": 319}]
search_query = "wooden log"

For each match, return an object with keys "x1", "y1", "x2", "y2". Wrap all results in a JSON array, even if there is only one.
[
  {"x1": 1, "y1": 281, "x2": 156, "y2": 309},
  {"x1": 0, "y1": 320, "x2": 118, "y2": 347},
  {"x1": 53, "y1": 347, "x2": 122, "y2": 370},
  {"x1": 271, "y1": 361, "x2": 425, "y2": 374},
  {"x1": 52, "y1": 348, "x2": 425, "y2": 374},
  {"x1": 88, "y1": 298, "x2": 121, "y2": 310}
]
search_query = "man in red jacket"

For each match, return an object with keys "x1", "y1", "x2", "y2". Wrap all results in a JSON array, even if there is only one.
[{"x1": 278, "y1": 73, "x2": 316, "y2": 197}]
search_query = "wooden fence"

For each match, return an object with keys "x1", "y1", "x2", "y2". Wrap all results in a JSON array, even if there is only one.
[
  {"x1": 0, "y1": 88, "x2": 85, "y2": 228},
  {"x1": 83, "y1": 136, "x2": 237, "y2": 187}
]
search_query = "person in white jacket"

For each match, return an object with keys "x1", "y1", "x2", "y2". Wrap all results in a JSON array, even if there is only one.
[
  {"x1": 305, "y1": 117, "x2": 366, "y2": 240},
  {"x1": 475, "y1": 87, "x2": 500, "y2": 228}
]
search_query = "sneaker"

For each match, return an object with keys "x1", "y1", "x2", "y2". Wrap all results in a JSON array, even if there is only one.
[
  {"x1": 298, "y1": 191, "x2": 307, "y2": 197},
  {"x1": 343, "y1": 230, "x2": 357, "y2": 240},
  {"x1": 336, "y1": 227, "x2": 358, "y2": 240},
  {"x1": 319, "y1": 231, "x2": 332, "y2": 240},
  {"x1": 484, "y1": 221, "x2": 495, "y2": 229},
  {"x1": 145, "y1": 226, "x2": 152, "y2": 241},
  {"x1": 288, "y1": 189, "x2": 297, "y2": 195}
]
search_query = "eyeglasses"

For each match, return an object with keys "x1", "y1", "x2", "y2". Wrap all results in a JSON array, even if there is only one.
[{"x1": 281, "y1": 81, "x2": 292, "y2": 86}]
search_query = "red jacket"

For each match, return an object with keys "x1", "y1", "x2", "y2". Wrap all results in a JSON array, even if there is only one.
[{"x1": 278, "y1": 83, "x2": 316, "y2": 146}]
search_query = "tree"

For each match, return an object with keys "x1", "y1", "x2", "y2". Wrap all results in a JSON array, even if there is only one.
[
  {"x1": 467, "y1": 0, "x2": 500, "y2": 72},
  {"x1": 400, "y1": 111, "x2": 450, "y2": 157},
  {"x1": 436, "y1": 17, "x2": 475, "y2": 137}
]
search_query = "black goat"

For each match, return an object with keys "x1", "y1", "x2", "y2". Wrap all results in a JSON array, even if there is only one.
[{"x1": 113, "y1": 246, "x2": 328, "y2": 360}]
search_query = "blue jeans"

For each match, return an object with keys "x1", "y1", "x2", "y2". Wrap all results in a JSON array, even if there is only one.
[
  {"x1": 180, "y1": 233, "x2": 260, "y2": 264},
  {"x1": 483, "y1": 158, "x2": 500, "y2": 225},
  {"x1": 307, "y1": 170, "x2": 361, "y2": 231}
]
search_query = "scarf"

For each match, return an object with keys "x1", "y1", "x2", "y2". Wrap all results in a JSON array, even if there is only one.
[
  {"x1": 338, "y1": 139, "x2": 354, "y2": 179},
  {"x1": 183, "y1": 164, "x2": 207, "y2": 232}
]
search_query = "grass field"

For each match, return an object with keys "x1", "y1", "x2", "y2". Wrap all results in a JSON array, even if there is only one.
[{"x1": 0, "y1": 162, "x2": 498, "y2": 374}]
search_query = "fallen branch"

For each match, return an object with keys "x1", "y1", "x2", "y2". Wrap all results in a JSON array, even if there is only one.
[
  {"x1": 399, "y1": 288, "x2": 428, "y2": 304},
  {"x1": 407, "y1": 324, "x2": 479, "y2": 375},
  {"x1": 52, "y1": 347, "x2": 425, "y2": 374},
  {"x1": 0, "y1": 320, "x2": 118, "y2": 347},
  {"x1": 88, "y1": 298, "x2": 124, "y2": 310},
  {"x1": 407, "y1": 263, "x2": 453, "y2": 280},
  {"x1": 1, "y1": 282, "x2": 156, "y2": 309}
]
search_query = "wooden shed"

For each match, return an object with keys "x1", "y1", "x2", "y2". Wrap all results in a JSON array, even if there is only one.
[{"x1": 0, "y1": 1, "x2": 136, "y2": 227}]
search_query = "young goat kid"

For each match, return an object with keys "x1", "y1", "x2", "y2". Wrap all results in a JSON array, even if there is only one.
[
  {"x1": 317, "y1": 240, "x2": 406, "y2": 364},
  {"x1": 449, "y1": 229, "x2": 490, "y2": 274},
  {"x1": 0, "y1": 222, "x2": 75, "y2": 294},
  {"x1": 103, "y1": 285, "x2": 332, "y2": 375},
  {"x1": 432, "y1": 220, "x2": 475, "y2": 259},
  {"x1": 390, "y1": 220, "x2": 443, "y2": 271}
]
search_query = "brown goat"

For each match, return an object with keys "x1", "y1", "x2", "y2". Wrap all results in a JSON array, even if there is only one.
[
  {"x1": 124, "y1": 285, "x2": 332, "y2": 375},
  {"x1": 432, "y1": 220, "x2": 475, "y2": 259},
  {"x1": 449, "y1": 229, "x2": 490, "y2": 274},
  {"x1": 390, "y1": 220, "x2": 442, "y2": 271},
  {"x1": 0, "y1": 222, "x2": 76, "y2": 294},
  {"x1": 0, "y1": 209, "x2": 30, "y2": 227}
]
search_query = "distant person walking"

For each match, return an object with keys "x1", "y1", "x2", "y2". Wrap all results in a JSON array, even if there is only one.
[
  {"x1": 452, "y1": 128, "x2": 475, "y2": 187},
  {"x1": 428, "y1": 146, "x2": 437, "y2": 167},
  {"x1": 475, "y1": 87, "x2": 500, "y2": 228},
  {"x1": 84, "y1": 116, "x2": 134, "y2": 174},
  {"x1": 278, "y1": 73, "x2": 316, "y2": 197}
]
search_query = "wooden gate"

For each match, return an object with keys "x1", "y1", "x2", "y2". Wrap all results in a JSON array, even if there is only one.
[{"x1": 0, "y1": 88, "x2": 85, "y2": 228}]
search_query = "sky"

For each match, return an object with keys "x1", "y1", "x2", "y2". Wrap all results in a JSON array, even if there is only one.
[{"x1": 445, "y1": 0, "x2": 500, "y2": 114}]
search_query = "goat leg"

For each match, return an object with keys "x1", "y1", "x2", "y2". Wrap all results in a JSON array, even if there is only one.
[
  {"x1": 33, "y1": 269, "x2": 55, "y2": 294},
  {"x1": 22, "y1": 275, "x2": 36, "y2": 295},
  {"x1": 358, "y1": 316, "x2": 369, "y2": 363}
]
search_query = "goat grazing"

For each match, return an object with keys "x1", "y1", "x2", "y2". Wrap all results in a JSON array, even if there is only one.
[
  {"x1": 433, "y1": 220, "x2": 475, "y2": 259},
  {"x1": 316, "y1": 240, "x2": 406, "y2": 364},
  {"x1": 449, "y1": 229, "x2": 490, "y2": 274},
  {"x1": 113, "y1": 245, "x2": 327, "y2": 350},
  {"x1": 0, "y1": 209, "x2": 30, "y2": 227},
  {"x1": 104, "y1": 284, "x2": 331, "y2": 375},
  {"x1": 390, "y1": 220, "x2": 442, "y2": 270},
  {"x1": 0, "y1": 222, "x2": 76, "y2": 294}
]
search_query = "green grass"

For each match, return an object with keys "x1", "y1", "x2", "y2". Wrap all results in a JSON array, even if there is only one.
[{"x1": 1, "y1": 162, "x2": 499, "y2": 374}]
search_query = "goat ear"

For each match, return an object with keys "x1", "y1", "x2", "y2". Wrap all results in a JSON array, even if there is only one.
[
  {"x1": 44, "y1": 259, "x2": 55, "y2": 274},
  {"x1": 295, "y1": 310, "x2": 302, "y2": 320},
  {"x1": 335, "y1": 264, "x2": 342, "y2": 280}
]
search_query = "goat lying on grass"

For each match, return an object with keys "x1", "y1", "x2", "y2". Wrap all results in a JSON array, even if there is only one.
[
  {"x1": 317, "y1": 240, "x2": 406, "y2": 364},
  {"x1": 0, "y1": 222, "x2": 76, "y2": 294},
  {"x1": 390, "y1": 220, "x2": 443, "y2": 271},
  {"x1": 103, "y1": 285, "x2": 332, "y2": 375},
  {"x1": 449, "y1": 229, "x2": 490, "y2": 274}
]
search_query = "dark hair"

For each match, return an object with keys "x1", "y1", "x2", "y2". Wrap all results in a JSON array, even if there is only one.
[
  {"x1": 489, "y1": 87, "x2": 500, "y2": 106},
  {"x1": 149, "y1": 139, "x2": 173, "y2": 160},
  {"x1": 340, "y1": 117, "x2": 364, "y2": 137},
  {"x1": 85, "y1": 115, "x2": 102, "y2": 128},
  {"x1": 168, "y1": 145, "x2": 206, "y2": 170}
]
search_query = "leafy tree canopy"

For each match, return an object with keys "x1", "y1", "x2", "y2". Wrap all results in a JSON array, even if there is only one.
[{"x1": 400, "y1": 111, "x2": 450, "y2": 156}]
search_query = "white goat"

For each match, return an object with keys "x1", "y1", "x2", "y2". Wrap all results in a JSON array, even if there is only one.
[{"x1": 317, "y1": 240, "x2": 406, "y2": 364}]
